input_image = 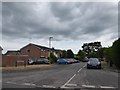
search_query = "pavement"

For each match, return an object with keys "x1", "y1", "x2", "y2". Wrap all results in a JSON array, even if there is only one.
[
  {"x1": 2, "y1": 64, "x2": 52, "y2": 73},
  {"x1": 2, "y1": 62, "x2": 119, "y2": 90}
]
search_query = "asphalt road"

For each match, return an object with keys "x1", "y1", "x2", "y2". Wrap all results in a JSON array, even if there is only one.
[{"x1": 2, "y1": 62, "x2": 119, "y2": 90}]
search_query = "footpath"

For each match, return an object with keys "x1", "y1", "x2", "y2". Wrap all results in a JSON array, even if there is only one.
[
  {"x1": 101, "y1": 61, "x2": 119, "y2": 73},
  {"x1": 1, "y1": 64, "x2": 52, "y2": 73}
]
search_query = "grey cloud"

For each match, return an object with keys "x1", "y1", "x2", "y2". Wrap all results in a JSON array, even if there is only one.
[{"x1": 2, "y1": 2, "x2": 118, "y2": 42}]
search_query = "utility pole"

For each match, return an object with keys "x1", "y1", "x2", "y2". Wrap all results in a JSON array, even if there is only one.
[
  {"x1": 49, "y1": 37, "x2": 53, "y2": 48},
  {"x1": 49, "y1": 37, "x2": 53, "y2": 63}
]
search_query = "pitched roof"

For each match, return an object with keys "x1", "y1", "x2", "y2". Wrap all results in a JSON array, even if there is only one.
[
  {"x1": 4, "y1": 50, "x2": 20, "y2": 55},
  {"x1": 20, "y1": 43, "x2": 62, "y2": 51},
  {"x1": 0, "y1": 46, "x2": 3, "y2": 50}
]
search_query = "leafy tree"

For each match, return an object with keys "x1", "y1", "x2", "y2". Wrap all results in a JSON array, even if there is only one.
[
  {"x1": 103, "y1": 47, "x2": 112, "y2": 63},
  {"x1": 112, "y1": 38, "x2": 120, "y2": 69},
  {"x1": 87, "y1": 52, "x2": 98, "y2": 58},
  {"x1": 61, "y1": 50, "x2": 67, "y2": 58},
  {"x1": 66, "y1": 49, "x2": 74, "y2": 58},
  {"x1": 49, "y1": 53, "x2": 58, "y2": 63},
  {"x1": 77, "y1": 50, "x2": 85, "y2": 61}
]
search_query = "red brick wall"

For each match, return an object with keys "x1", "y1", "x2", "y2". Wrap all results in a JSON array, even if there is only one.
[
  {"x1": 20, "y1": 44, "x2": 49, "y2": 59},
  {"x1": 2, "y1": 55, "x2": 28, "y2": 67}
]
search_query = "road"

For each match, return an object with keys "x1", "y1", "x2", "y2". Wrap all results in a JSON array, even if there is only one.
[{"x1": 2, "y1": 62, "x2": 119, "y2": 90}]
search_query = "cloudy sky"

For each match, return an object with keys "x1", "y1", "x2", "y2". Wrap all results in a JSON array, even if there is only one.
[{"x1": 1, "y1": 1, "x2": 118, "y2": 54}]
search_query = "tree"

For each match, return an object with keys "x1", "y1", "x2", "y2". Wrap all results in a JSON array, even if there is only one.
[
  {"x1": 112, "y1": 38, "x2": 120, "y2": 69},
  {"x1": 77, "y1": 50, "x2": 85, "y2": 61},
  {"x1": 49, "y1": 52, "x2": 58, "y2": 63},
  {"x1": 103, "y1": 47, "x2": 112, "y2": 63},
  {"x1": 66, "y1": 49, "x2": 74, "y2": 58},
  {"x1": 61, "y1": 50, "x2": 67, "y2": 58}
]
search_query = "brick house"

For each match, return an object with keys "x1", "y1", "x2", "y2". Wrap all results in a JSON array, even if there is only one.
[
  {"x1": 2, "y1": 50, "x2": 28, "y2": 67},
  {"x1": 20, "y1": 43, "x2": 50, "y2": 59},
  {"x1": 2, "y1": 43, "x2": 62, "y2": 66}
]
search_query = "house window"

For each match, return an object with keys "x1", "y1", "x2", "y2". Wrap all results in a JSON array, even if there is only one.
[{"x1": 27, "y1": 49, "x2": 30, "y2": 53}]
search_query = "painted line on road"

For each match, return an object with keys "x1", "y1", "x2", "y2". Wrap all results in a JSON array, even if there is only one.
[
  {"x1": 66, "y1": 84, "x2": 77, "y2": 87},
  {"x1": 83, "y1": 64, "x2": 86, "y2": 68},
  {"x1": 78, "y1": 68, "x2": 82, "y2": 73},
  {"x1": 78, "y1": 64, "x2": 86, "y2": 73},
  {"x1": 100, "y1": 86, "x2": 117, "y2": 89},
  {"x1": 23, "y1": 83, "x2": 36, "y2": 86},
  {"x1": 82, "y1": 85, "x2": 96, "y2": 88},
  {"x1": 42, "y1": 85, "x2": 56, "y2": 88},
  {"x1": 61, "y1": 74, "x2": 76, "y2": 88},
  {"x1": 61, "y1": 64, "x2": 86, "y2": 88},
  {"x1": 6, "y1": 81, "x2": 17, "y2": 84}
]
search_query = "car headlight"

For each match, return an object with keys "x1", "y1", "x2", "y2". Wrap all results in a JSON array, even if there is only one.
[
  {"x1": 98, "y1": 62, "x2": 101, "y2": 64},
  {"x1": 87, "y1": 62, "x2": 90, "y2": 64}
]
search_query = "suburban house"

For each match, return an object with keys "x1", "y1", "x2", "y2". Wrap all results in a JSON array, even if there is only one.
[
  {"x1": 2, "y1": 50, "x2": 28, "y2": 67},
  {"x1": 2, "y1": 43, "x2": 62, "y2": 66},
  {"x1": 20, "y1": 43, "x2": 62, "y2": 59}
]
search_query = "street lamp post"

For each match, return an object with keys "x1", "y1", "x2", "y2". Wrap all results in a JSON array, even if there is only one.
[
  {"x1": 49, "y1": 37, "x2": 53, "y2": 63},
  {"x1": 49, "y1": 37, "x2": 53, "y2": 48}
]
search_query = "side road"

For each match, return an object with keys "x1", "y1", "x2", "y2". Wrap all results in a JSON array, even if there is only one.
[{"x1": 1, "y1": 64, "x2": 52, "y2": 73}]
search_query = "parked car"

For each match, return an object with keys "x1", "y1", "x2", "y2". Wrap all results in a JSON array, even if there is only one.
[
  {"x1": 72, "y1": 59, "x2": 80, "y2": 63},
  {"x1": 82, "y1": 57, "x2": 89, "y2": 62},
  {"x1": 34, "y1": 58, "x2": 50, "y2": 64},
  {"x1": 66, "y1": 58, "x2": 74, "y2": 64},
  {"x1": 87, "y1": 58, "x2": 101, "y2": 69},
  {"x1": 28, "y1": 59, "x2": 35, "y2": 65},
  {"x1": 57, "y1": 59, "x2": 71, "y2": 64},
  {"x1": 66, "y1": 58, "x2": 79, "y2": 63}
]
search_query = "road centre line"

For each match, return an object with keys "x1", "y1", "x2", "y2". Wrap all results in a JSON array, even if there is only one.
[
  {"x1": 61, "y1": 74, "x2": 76, "y2": 88},
  {"x1": 78, "y1": 64, "x2": 86, "y2": 73},
  {"x1": 61, "y1": 64, "x2": 86, "y2": 88}
]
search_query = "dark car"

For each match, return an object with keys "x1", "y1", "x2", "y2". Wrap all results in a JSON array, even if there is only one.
[
  {"x1": 34, "y1": 58, "x2": 50, "y2": 64},
  {"x1": 87, "y1": 58, "x2": 101, "y2": 69},
  {"x1": 82, "y1": 57, "x2": 89, "y2": 62}
]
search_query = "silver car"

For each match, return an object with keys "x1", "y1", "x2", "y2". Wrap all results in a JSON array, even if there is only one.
[{"x1": 87, "y1": 58, "x2": 101, "y2": 69}]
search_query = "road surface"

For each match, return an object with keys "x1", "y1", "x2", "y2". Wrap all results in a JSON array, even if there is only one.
[{"x1": 2, "y1": 62, "x2": 118, "y2": 90}]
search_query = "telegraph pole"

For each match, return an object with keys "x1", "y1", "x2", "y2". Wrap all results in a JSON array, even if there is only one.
[{"x1": 49, "y1": 37, "x2": 53, "y2": 63}]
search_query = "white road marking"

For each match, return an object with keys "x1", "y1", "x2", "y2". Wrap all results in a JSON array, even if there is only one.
[
  {"x1": 61, "y1": 74, "x2": 76, "y2": 88},
  {"x1": 23, "y1": 83, "x2": 36, "y2": 86},
  {"x1": 83, "y1": 64, "x2": 86, "y2": 68},
  {"x1": 78, "y1": 68, "x2": 82, "y2": 73},
  {"x1": 6, "y1": 81, "x2": 16, "y2": 84},
  {"x1": 61, "y1": 63, "x2": 86, "y2": 88},
  {"x1": 66, "y1": 84, "x2": 77, "y2": 87},
  {"x1": 42, "y1": 85, "x2": 56, "y2": 88},
  {"x1": 82, "y1": 85, "x2": 96, "y2": 88},
  {"x1": 100, "y1": 86, "x2": 117, "y2": 89}
]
